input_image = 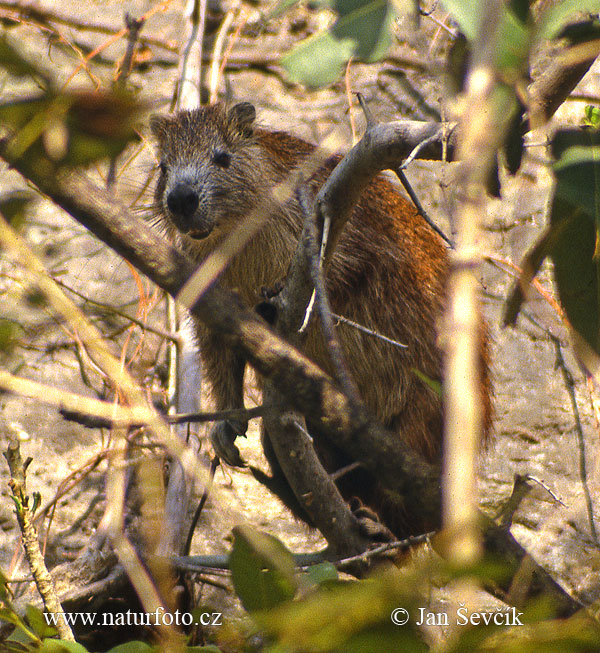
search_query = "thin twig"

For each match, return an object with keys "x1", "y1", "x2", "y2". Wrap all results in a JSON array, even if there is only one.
[
  {"x1": 395, "y1": 167, "x2": 453, "y2": 247},
  {"x1": 399, "y1": 131, "x2": 446, "y2": 169},
  {"x1": 177, "y1": 0, "x2": 208, "y2": 109},
  {"x1": 331, "y1": 313, "x2": 407, "y2": 349},
  {"x1": 184, "y1": 457, "x2": 218, "y2": 555},
  {"x1": 345, "y1": 58, "x2": 357, "y2": 143},
  {"x1": 0, "y1": 1, "x2": 176, "y2": 52},
  {"x1": 306, "y1": 204, "x2": 361, "y2": 403},
  {"x1": 167, "y1": 405, "x2": 268, "y2": 425},
  {"x1": 53, "y1": 277, "x2": 178, "y2": 343},
  {"x1": 107, "y1": 13, "x2": 145, "y2": 189},
  {"x1": 61, "y1": 0, "x2": 178, "y2": 89},
  {"x1": 335, "y1": 532, "x2": 434, "y2": 570}
]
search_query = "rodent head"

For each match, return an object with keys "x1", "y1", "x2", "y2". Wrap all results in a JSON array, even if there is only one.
[{"x1": 151, "y1": 102, "x2": 263, "y2": 241}]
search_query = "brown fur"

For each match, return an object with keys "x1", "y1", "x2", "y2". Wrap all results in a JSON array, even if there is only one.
[{"x1": 151, "y1": 103, "x2": 491, "y2": 537}]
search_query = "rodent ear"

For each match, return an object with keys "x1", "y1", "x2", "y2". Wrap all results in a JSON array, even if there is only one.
[{"x1": 228, "y1": 102, "x2": 256, "y2": 136}]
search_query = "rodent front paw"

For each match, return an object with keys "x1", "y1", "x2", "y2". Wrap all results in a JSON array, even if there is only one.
[{"x1": 210, "y1": 420, "x2": 247, "y2": 467}]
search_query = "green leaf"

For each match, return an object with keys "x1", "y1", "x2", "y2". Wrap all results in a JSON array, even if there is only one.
[
  {"x1": 584, "y1": 104, "x2": 600, "y2": 127},
  {"x1": 267, "y1": 0, "x2": 303, "y2": 20},
  {"x1": 107, "y1": 642, "x2": 155, "y2": 652},
  {"x1": 495, "y1": 7, "x2": 530, "y2": 76},
  {"x1": 505, "y1": 102, "x2": 526, "y2": 175},
  {"x1": 552, "y1": 129, "x2": 600, "y2": 235},
  {"x1": 411, "y1": 368, "x2": 442, "y2": 396},
  {"x1": 39, "y1": 640, "x2": 90, "y2": 653},
  {"x1": 0, "y1": 191, "x2": 35, "y2": 231},
  {"x1": 549, "y1": 198, "x2": 598, "y2": 352},
  {"x1": 0, "y1": 606, "x2": 28, "y2": 630},
  {"x1": 256, "y1": 569, "x2": 426, "y2": 652},
  {"x1": 509, "y1": 0, "x2": 533, "y2": 24},
  {"x1": 442, "y1": 1, "x2": 529, "y2": 76},
  {"x1": 536, "y1": 0, "x2": 600, "y2": 43},
  {"x1": 0, "y1": 568, "x2": 9, "y2": 601},
  {"x1": 0, "y1": 319, "x2": 23, "y2": 353},
  {"x1": 505, "y1": 128, "x2": 600, "y2": 354},
  {"x1": 281, "y1": 0, "x2": 401, "y2": 87},
  {"x1": 305, "y1": 561, "x2": 339, "y2": 586},
  {"x1": 441, "y1": 0, "x2": 483, "y2": 40},
  {"x1": 282, "y1": 31, "x2": 355, "y2": 87},
  {"x1": 26, "y1": 605, "x2": 56, "y2": 640},
  {"x1": 0, "y1": 90, "x2": 143, "y2": 170},
  {"x1": 229, "y1": 526, "x2": 297, "y2": 611}
]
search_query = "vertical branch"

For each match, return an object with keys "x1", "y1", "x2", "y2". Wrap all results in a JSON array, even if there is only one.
[
  {"x1": 553, "y1": 338, "x2": 598, "y2": 544},
  {"x1": 160, "y1": 0, "x2": 209, "y2": 557},
  {"x1": 4, "y1": 438, "x2": 75, "y2": 642},
  {"x1": 176, "y1": 0, "x2": 208, "y2": 110},
  {"x1": 208, "y1": 8, "x2": 236, "y2": 104},
  {"x1": 442, "y1": 0, "x2": 513, "y2": 565},
  {"x1": 107, "y1": 14, "x2": 145, "y2": 189}
]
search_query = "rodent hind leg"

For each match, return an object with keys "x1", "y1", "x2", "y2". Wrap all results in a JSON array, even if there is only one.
[
  {"x1": 202, "y1": 333, "x2": 248, "y2": 467},
  {"x1": 210, "y1": 420, "x2": 247, "y2": 467}
]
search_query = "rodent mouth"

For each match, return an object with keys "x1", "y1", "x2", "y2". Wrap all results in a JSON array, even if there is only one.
[{"x1": 187, "y1": 227, "x2": 213, "y2": 240}]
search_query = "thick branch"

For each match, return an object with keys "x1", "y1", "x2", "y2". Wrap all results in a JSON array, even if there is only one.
[
  {"x1": 529, "y1": 50, "x2": 598, "y2": 127},
  {"x1": 264, "y1": 199, "x2": 370, "y2": 560},
  {"x1": 318, "y1": 120, "x2": 456, "y2": 257}
]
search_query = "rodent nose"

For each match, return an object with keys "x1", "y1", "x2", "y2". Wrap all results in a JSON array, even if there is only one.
[{"x1": 167, "y1": 183, "x2": 199, "y2": 222}]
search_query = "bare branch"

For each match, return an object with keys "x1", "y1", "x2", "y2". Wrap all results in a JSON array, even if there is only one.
[{"x1": 4, "y1": 437, "x2": 76, "y2": 642}]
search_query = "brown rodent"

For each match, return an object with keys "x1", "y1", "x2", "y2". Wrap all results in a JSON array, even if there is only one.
[{"x1": 151, "y1": 102, "x2": 491, "y2": 537}]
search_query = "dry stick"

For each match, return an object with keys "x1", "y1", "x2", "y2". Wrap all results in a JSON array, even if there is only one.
[
  {"x1": 4, "y1": 437, "x2": 75, "y2": 642},
  {"x1": 177, "y1": 0, "x2": 208, "y2": 109},
  {"x1": 107, "y1": 13, "x2": 145, "y2": 189},
  {"x1": 395, "y1": 167, "x2": 453, "y2": 247},
  {"x1": 262, "y1": 207, "x2": 371, "y2": 559},
  {"x1": 208, "y1": 8, "x2": 236, "y2": 104},
  {"x1": 62, "y1": 404, "x2": 268, "y2": 430},
  {"x1": 331, "y1": 313, "x2": 407, "y2": 349},
  {"x1": 0, "y1": 369, "x2": 153, "y2": 427},
  {"x1": 345, "y1": 57, "x2": 358, "y2": 143},
  {"x1": 184, "y1": 457, "x2": 218, "y2": 556},
  {"x1": 300, "y1": 188, "x2": 361, "y2": 403},
  {"x1": 528, "y1": 48, "x2": 599, "y2": 128},
  {"x1": 167, "y1": 405, "x2": 267, "y2": 425},
  {"x1": 440, "y1": 0, "x2": 508, "y2": 566},
  {"x1": 53, "y1": 276, "x2": 179, "y2": 343},
  {"x1": 61, "y1": 0, "x2": 178, "y2": 89}
]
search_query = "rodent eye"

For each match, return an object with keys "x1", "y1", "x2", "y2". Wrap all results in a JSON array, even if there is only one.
[
  {"x1": 212, "y1": 150, "x2": 231, "y2": 168},
  {"x1": 158, "y1": 161, "x2": 168, "y2": 175}
]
